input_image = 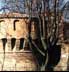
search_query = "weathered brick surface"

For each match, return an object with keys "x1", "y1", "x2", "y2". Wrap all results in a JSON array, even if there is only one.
[
  {"x1": 0, "y1": 15, "x2": 38, "y2": 71},
  {"x1": 0, "y1": 52, "x2": 38, "y2": 71}
]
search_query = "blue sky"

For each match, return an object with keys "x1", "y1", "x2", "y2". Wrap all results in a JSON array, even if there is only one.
[
  {"x1": 59, "y1": 0, "x2": 69, "y2": 10},
  {"x1": 0, "y1": 0, "x2": 69, "y2": 14},
  {"x1": 0, "y1": 0, "x2": 25, "y2": 14}
]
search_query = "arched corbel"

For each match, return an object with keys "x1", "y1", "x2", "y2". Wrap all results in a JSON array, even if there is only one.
[{"x1": 13, "y1": 20, "x2": 19, "y2": 30}]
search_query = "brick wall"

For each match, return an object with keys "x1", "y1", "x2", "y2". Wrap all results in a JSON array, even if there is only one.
[{"x1": 0, "y1": 13, "x2": 38, "y2": 71}]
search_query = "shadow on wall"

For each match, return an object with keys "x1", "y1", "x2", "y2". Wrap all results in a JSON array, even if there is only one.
[
  {"x1": 31, "y1": 39, "x2": 61, "y2": 71},
  {"x1": 46, "y1": 44, "x2": 61, "y2": 71}
]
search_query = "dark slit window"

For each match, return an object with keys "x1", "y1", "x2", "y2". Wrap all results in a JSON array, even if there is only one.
[
  {"x1": 19, "y1": 38, "x2": 24, "y2": 50},
  {"x1": 2, "y1": 38, "x2": 7, "y2": 51},
  {"x1": 11, "y1": 38, "x2": 16, "y2": 50}
]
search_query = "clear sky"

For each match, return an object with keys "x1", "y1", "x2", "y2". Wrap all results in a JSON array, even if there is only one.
[
  {"x1": 0, "y1": 0, "x2": 69, "y2": 14},
  {"x1": 0, "y1": 0, "x2": 25, "y2": 14},
  {"x1": 59, "y1": 0, "x2": 69, "y2": 10}
]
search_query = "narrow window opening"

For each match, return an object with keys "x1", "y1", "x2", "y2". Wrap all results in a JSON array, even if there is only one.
[
  {"x1": 19, "y1": 38, "x2": 24, "y2": 50},
  {"x1": 11, "y1": 38, "x2": 16, "y2": 50},
  {"x1": 2, "y1": 38, "x2": 7, "y2": 51}
]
